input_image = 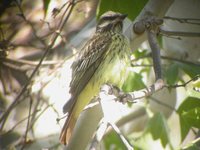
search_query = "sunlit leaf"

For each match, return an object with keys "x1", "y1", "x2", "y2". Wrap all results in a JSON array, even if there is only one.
[
  {"x1": 104, "y1": 131, "x2": 127, "y2": 150},
  {"x1": 132, "y1": 113, "x2": 170, "y2": 149},
  {"x1": 132, "y1": 49, "x2": 149, "y2": 58},
  {"x1": 178, "y1": 63, "x2": 200, "y2": 78},
  {"x1": 122, "y1": 71, "x2": 145, "y2": 92},
  {"x1": 164, "y1": 63, "x2": 179, "y2": 85},
  {"x1": 133, "y1": 133, "x2": 165, "y2": 150},
  {"x1": 97, "y1": 0, "x2": 148, "y2": 20},
  {"x1": 179, "y1": 116, "x2": 191, "y2": 143},
  {"x1": 178, "y1": 97, "x2": 200, "y2": 115},
  {"x1": 146, "y1": 113, "x2": 170, "y2": 147},
  {"x1": 177, "y1": 96, "x2": 200, "y2": 141},
  {"x1": 182, "y1": 108, "x2": 200, "y2": 128}
]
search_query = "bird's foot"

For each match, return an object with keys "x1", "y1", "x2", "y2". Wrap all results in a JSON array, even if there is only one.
[{"x1": 102, "y1": 83, "x2": 132, "y2": 104}]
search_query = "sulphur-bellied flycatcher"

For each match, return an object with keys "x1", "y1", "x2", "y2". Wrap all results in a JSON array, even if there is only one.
[{"x1": 60, "y1": 11, "x2": 131, "y2": 145}]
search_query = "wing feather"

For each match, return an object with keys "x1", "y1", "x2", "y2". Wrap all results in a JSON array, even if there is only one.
[{"x1": 63, "y1": 33, "x2": 111, "y2": 113}]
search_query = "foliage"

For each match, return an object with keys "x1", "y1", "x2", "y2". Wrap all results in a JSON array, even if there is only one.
[
  {"x1": 122, "y1": 71, "x2": 146, "y2": 92},
  {"x1": 104, "y1": 131, "x2": 128, "y2": 150},
  {"x1": 177, "y1": 96, "x2": 200, "y2": 141},
  {"x1": 97, "y1": 0, "x2": 148, "y2": 20},
  {"x1": 133, "y1": 113, "x2": 172, "y2": 149}
]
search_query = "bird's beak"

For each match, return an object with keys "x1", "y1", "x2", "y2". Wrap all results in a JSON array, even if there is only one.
[
  {"x1": 119, "y1": 14, "x2": 127, "y2": 20},
  {"x1": 115, "y1": 14, "x2": 127, "y2": 23}
]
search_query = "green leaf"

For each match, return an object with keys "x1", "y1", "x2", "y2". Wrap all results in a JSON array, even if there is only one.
[
  {"x1": 146, "y1": 113, "x2": 170, "y2": 147},
  {"x1": 177, "y1": 96, "x2": 200, "y2": 141},
  {"x1": 97, "y1": 0, "x2": 148, "y2": 20},
  {"x1": 43, "y1": 0, "x2": 51, "y2": 17},
  {"x1": 0, "y1": 131, "x2": 20, "y2": 149},
  {"x1": 178, "y1": 97, "x2": 200, "y2": 114},
  {"x1": 179, "y1": 116, "x2": 191, "y2": 143},
  {"x1": 164, "y1": 63, "x2": 179, "y2": 85},
  {"x1": 182, "y1": 108, "x2": 200, "y2": 128},
  {"x1": 177, "y1": 63, "x2": 200, "y2": 78},
  {"x1": 104, "y1": 131, "x2": 127, "y2": 150},
  {"x1": 132, "y1": 49, "x2": 149, "y2": 58},
  {"x1": 133, "y1": 113, "x2": 171, "y2": 149},
  {"x1": 122, "y1": 71, "x2": 145, "y2": 92}
]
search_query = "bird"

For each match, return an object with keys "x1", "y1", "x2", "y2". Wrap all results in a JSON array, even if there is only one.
[{"x1": 60, "y1": 11, "x2": 131, "y2": 145}]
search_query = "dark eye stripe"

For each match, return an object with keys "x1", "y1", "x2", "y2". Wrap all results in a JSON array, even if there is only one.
[
  {"x1": 98, "y1": 16, "x2": 115, "y2": 26},
  {"x1": 101, "y1": 15, "x2": 118, "y2": 21}
]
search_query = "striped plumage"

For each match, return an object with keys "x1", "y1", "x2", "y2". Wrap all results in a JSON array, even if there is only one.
[{"x1": 60, "y1": 11, "x2": 131, "y2": 145}]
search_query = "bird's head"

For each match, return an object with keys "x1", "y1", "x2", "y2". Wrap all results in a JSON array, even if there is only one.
[{"x1": 96, "y1": 11, "x2": 127, "y2": 33}]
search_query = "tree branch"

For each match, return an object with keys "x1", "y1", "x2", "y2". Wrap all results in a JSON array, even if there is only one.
[
  {"x1": 164, "y1": 16, "x2": 200, "y2": 25},
  {"x1": 124, "y1": 0, "x2": 174, "y2": 50},
  {"x1": 159, "y1": 27, "x2": 200, "y2": 37},
  {"x1": 147, "y1": 29, "x2": 162, "y2": 80}
]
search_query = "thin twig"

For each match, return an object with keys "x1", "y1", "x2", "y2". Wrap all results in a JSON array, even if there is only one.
[
  {"x1": 52, "y1": 1, "x2": 70, "y2": 18},
  {"x1": 10, "y1": 110, "x2": 40, "y2": 131},
  {"x1": 0, "y1": 0, "x2": 76, "y2": 130},
  {"x1": 14, "y1": 0, "x2": 46, "y2": 47},
  {"x1": 160, "y1": 28, "x2": 200, "y2": 37},
  {"x1": 28, "y1": 104, "x2": 53, "y2": 130},
  {"x1": 3, "y1": 57, "x2": 62, "y2": 66},
  {"x1": 132, "y1": 54, "x2": 200, "y2": 67},
  {"x1": 21, "y1": 96, "x2": 33, "y2": 150},
  {"x1": 161, "y1": 55, "x2": 200, "y2": 66},
  {"x1": 57, "y1": 2, "x2": 71, "y2": 31},
  {"x1": 1, "y1": 58, "x2": 63, "y2": 78},
  {"x1": 108, "y1": 122, "x2": 133, "y2": 150},
  {"x1": 29, "y1": 91, "x2": 42, "y2": 132},
  {"x1": 165, "y1": 75, "x2": 200, "y2": 88},
  {"x1": 2, "y1": 62, "x2": 33, "y2": 72},
  {"x1": 164, "y1": 16, "x2": 200, "y2": 25},
  {"x1": 56, "y1": 114, "x2": 68, "y2": 123},
  {"x1": 0, "y1": 64, "x2": 8, "y2": 94}
]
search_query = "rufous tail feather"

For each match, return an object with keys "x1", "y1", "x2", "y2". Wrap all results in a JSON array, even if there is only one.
[{"x1": 60, "y1": 113, "x2": 76, "y2": 145}]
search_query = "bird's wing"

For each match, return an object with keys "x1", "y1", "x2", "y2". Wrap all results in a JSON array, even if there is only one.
[{"x1": 63, "y1": 33, "x2": 111, "y2": 113}]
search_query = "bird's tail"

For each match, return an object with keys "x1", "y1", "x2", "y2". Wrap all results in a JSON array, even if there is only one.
[{"x1": 59, "y1": 112, "x2": 77, "y2": 145}]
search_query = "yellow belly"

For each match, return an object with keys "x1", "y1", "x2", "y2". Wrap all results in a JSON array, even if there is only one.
[{"x1": 72, "y1": 41, "x2": 130, "y2": 120}]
